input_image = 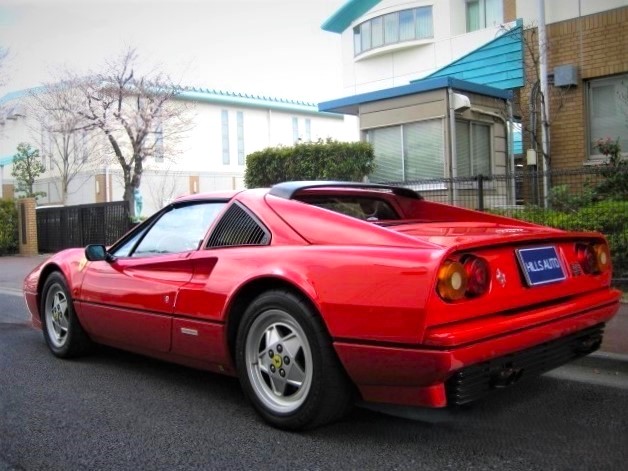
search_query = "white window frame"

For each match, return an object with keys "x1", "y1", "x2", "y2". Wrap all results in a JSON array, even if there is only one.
[
  {"x1": 366, "y1": 119, "x2": 445, "y2": 182},
  {"x1": 353, "y1": 6, "x2": 434, "y2": 56},
  {"x1": 237, "y1": 111, "x2": 245, "y2": 165},
  {"x1": 586, "y1": 74, "x2": 628, "y2": 161},
  {"x1": 221, "y1": 110, "x2": 230, "y2": 165},
  {"x1": 466, "y1": 0, "x2": 503, "y2": 33},
  {"x1": 456, "y1": 120, "x2": 493, "y2": 177}
]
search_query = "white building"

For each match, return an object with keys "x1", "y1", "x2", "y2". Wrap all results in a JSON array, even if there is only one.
[
  {"x1": 322, "y1": 0, "x2": 515, "y2": 95},
  {"x1": 0, "y1": 86, "x2": 357, "y2": 215},
  {"x1": 318, "y1": 0, "x2": 627, "y2": 189}
]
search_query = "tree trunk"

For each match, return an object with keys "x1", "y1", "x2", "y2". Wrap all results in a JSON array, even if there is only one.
[{"x1": 124, "y1": 185, "x2": 135, "y2": 219}]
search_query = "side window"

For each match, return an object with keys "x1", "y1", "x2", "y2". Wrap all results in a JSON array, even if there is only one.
[
  {"x1": 130, "y1": 202, "x2": 226, "y2": 257},
  {"x1": 206, "y1": 202, "x2": 270, "y2": 248}
]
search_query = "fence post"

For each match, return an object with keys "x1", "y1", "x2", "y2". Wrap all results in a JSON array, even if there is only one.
[
  {"x1": 17, "y1": 198, "x2": 38, "y2": 256},
  {"x1": 477, "y1": 174, "x2": 485, "y2": 211}
]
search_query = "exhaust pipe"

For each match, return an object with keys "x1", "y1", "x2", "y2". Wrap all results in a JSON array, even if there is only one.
[
  {"x1": 576, "y1": 336, "x2": 602, "y2": 354},
  {"x1": 490, "y1": 364, "x2": 524, "y2": 388}
]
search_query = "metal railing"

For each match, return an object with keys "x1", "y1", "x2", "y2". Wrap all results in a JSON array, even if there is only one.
[
  {"x1": 382, "y1": 166, "x2": 628, "y2": 280},
  {"x1": 37, "y1": 201, "x2": 131, "y2": 253}
]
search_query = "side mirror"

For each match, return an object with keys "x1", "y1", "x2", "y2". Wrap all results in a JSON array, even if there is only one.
[{"x1": 85, "y1": 244, "x2": 116, "y2": 263}]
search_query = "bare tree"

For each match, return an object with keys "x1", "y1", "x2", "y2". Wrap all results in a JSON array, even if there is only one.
[
  {"x1": 0, "y1": 47, "x2": 11, "y2": 130},
  {"x1": 0, "y1": 47, "x2": 8, "y2": 91},
  {"x1": 27, "y1": 81, "x2": 102, "y2": 204},
  {"x1": 511, "y1": 23, "x2": 571, "y2": 167},
  {"x1": 73, "y1": 48, "x2": 192, "y2": 217},
  {"x1": 145, "y1": 165, "x2": 186, "y2": 211}
]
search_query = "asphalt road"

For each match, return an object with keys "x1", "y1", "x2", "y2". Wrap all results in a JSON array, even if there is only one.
[{"x1": 1, "y1": 292, "x2": 627, "y2": 471}]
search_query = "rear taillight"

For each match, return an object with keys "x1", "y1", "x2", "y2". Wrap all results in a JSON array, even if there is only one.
[
  {"x1": 437, "y1": 255, "x2": 490, "y2": 302},
  {"x1": 463, "y1": 256, "x2": 490, "y2": 297},
  {"x1": 594, "y1": 243, "x2": 611, "y2": 272},
  {"x1": 576, "y1": 243, "x2": 610, "y2": 274},
  {"x1": 437, "y1": 260, "x2": 467, "y2": 302}
]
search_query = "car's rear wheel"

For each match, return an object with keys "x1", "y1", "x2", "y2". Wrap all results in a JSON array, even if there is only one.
[
  {"x1": 236, "y1": 290, "x2": 353, "y2": 430},
  {"x1": 41, "y1": 272, "x2": 92, "y2": 358}
]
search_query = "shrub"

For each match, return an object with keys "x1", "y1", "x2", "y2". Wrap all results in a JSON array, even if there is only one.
[
  {"x1": 593, "y1": 137, "x2": 628, "y2": 200},
  {"x1": 245, "y1": 139, "x2": 375, "y2": 188},
  {"x1": 495, "y1": 200, "x2": 628, "y2": 276},
  {"x1": 0, "y1": 200, "x2": 18, "y2": 255},
  {"x1": 548, "y1": 184, "x2": 596, "y2": 213}
]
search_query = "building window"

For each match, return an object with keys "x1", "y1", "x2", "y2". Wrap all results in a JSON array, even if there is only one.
[
  {"x1": 154, "y1": 121, "x2": 164, "y2": 163},
  {"x1": 587, "y1": 74, "x2": 628, "y2": 159},
  {"x1": 466, "y1": 0, "x2": 503, "y2": 32},
  {"x1": 456, "y1": 121, "x2": 491, "y2": 177},
  {"x1": 371, "y1": 17, "x2": 384, "y2": 48},
  {"x1": 353, "y1": 6, "x2": 434, "y2": 56},
  {"x1": 305, "y1": 118, "x2": 311, "y2": 141},
  {"x1": 221, "y1": 110, "x2": 230, "y2": 165},
  {"x1": 81, "y1": 130, "x2": 89, "y2": 163},
  {"x1": 366, "y1": 119, "x2": 444, "y2": 182},
  {"x1": 236, "y1": 111, "x2": 245, "y2": 165},
  {"x1": 292, "y1": 117, "x2": 299, "y2": 142}
]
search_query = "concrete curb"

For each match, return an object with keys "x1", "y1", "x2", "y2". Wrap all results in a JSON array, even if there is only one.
[{"x1": 576, "y1": 351, "x2": 628, "y2": 373}]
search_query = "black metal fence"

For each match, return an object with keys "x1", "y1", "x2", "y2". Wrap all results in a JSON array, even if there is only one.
[
  {"x1": 37, "y1": 201, "x2": 131, "y2": 253},
  {"x1": 383, "y1": 165, "x2": 628, "y2": 280}
]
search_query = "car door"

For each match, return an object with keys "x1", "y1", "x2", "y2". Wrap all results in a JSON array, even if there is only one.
[
  {"x1": 78, "y1": 201, "x2": 227, "y2": 353},
  {"x1": 170, "y1": 201, "x2": 271, "y2": 365}
]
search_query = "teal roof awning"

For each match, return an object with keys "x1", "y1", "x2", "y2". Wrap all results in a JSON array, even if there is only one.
[
  {"x1": 0, "y1": 155, "x2": 14, "y2": 166},
  {"x1": 319, "y1": 76, "x2": 512, "y2": 115},
  {"x1": 418, "y1": 21, "x2": 524, "y2": 90},
  {"x1": 322, "y1": 0, "x2": 382, "y2": 33}
]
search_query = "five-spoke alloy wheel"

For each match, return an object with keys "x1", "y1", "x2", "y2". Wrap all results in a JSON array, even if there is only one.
[
  {"x1": 236, "y1": 290, "x2": 353, "y2": 430},
  {"x1": 244, "y1": 309, "x2": 313, "y2": 415},
  {"x1": 41, "y1": 272, "x2": 92, "y2": 358}
]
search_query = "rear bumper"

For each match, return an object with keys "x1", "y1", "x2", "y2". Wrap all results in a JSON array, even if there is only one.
[{"x1": 334, "y1": 291, "x2": 620, "y2": 408}]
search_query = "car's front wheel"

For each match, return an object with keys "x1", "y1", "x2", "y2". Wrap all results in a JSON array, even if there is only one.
[
  {"x1": 236, "y1": 290, "x2": 353, "y2": 430},
  {"x1": 41, "y1": 272, "x2": 92, "y2": 358}
]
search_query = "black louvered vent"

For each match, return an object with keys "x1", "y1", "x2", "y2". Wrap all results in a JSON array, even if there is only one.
[{"x1": 207, "y1": 203, "x2": 269, "y2": 248}]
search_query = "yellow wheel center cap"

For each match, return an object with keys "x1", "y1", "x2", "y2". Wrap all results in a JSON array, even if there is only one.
[{"x1": 272, "y1": 355, "x2": 283, "y2": 368}]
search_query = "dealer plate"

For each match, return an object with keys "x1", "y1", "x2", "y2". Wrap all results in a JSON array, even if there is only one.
[{"x1": 516, "y1": 246, "x2": 566, "y2": 287}]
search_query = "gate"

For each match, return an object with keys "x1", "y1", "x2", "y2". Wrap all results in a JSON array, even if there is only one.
[{"x1": 37, "y1": 201, "x2": 131, "y2": 253}]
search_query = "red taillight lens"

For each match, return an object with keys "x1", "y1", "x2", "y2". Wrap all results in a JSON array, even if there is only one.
[
  {"x1": 437, "y1": 260, "x2": 468, "y2": 301},
  {"x1": 593, "y1": 243, "x2": 611, "y2": 272},
  {"x1": 463, "y1": 256, "x2": 490, "y2": 297},
  {"x1": 576, "y1": 242, "x2": 610, "y2": 274}
]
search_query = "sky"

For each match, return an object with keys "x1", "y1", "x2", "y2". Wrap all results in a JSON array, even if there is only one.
[{"x1": 0, "y1": 0, "x2": 347, "y2": 103}]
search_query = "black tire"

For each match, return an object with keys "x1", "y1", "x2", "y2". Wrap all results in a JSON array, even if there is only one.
[
  {"x1": 235, "y1": 290, "x2": 353, "y2": 430},
  {"x1": 40, "y1": 272, "x2": 92, "y2": 358}
]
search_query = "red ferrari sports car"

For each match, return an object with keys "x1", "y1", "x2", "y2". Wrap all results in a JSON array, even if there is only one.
[{"x1": 24, "y1": 181, "x2": 620, "y2": 430}]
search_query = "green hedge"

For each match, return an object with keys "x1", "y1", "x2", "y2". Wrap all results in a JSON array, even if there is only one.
[
  {"x1": 244, "y1": 139, "x2": 375, "y2": 188},
  {"x1": 0, "y1": 200, "x2": 18, "y2": 255},
  {"x1": 493, "y1": 200, "x2": 628, "y2": 275}
]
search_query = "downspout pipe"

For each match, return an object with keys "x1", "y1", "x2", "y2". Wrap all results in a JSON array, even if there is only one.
[
  {"x1": 507, "y1": 101, "x2": 515, "y2": 205},
  {"x1": 447, "y1": 88, "x2": 458, "y2": 205},
  {"x1": 538, "y1": 0, "x2": 550, "y2": 207}
]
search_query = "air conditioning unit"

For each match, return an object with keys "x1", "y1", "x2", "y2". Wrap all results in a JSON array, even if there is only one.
[{"x1": 554, "y1": 65, "x2": 578, "y2": 87}]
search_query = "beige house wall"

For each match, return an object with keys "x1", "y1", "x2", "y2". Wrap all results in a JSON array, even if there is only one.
[{"x1": 356, "y1": 86, "x2": 511, "y2": 208}]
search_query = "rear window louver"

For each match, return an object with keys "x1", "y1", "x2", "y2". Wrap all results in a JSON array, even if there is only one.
[{"x1": 207, "y1": 203, "x2": 270, "y2": 248}]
